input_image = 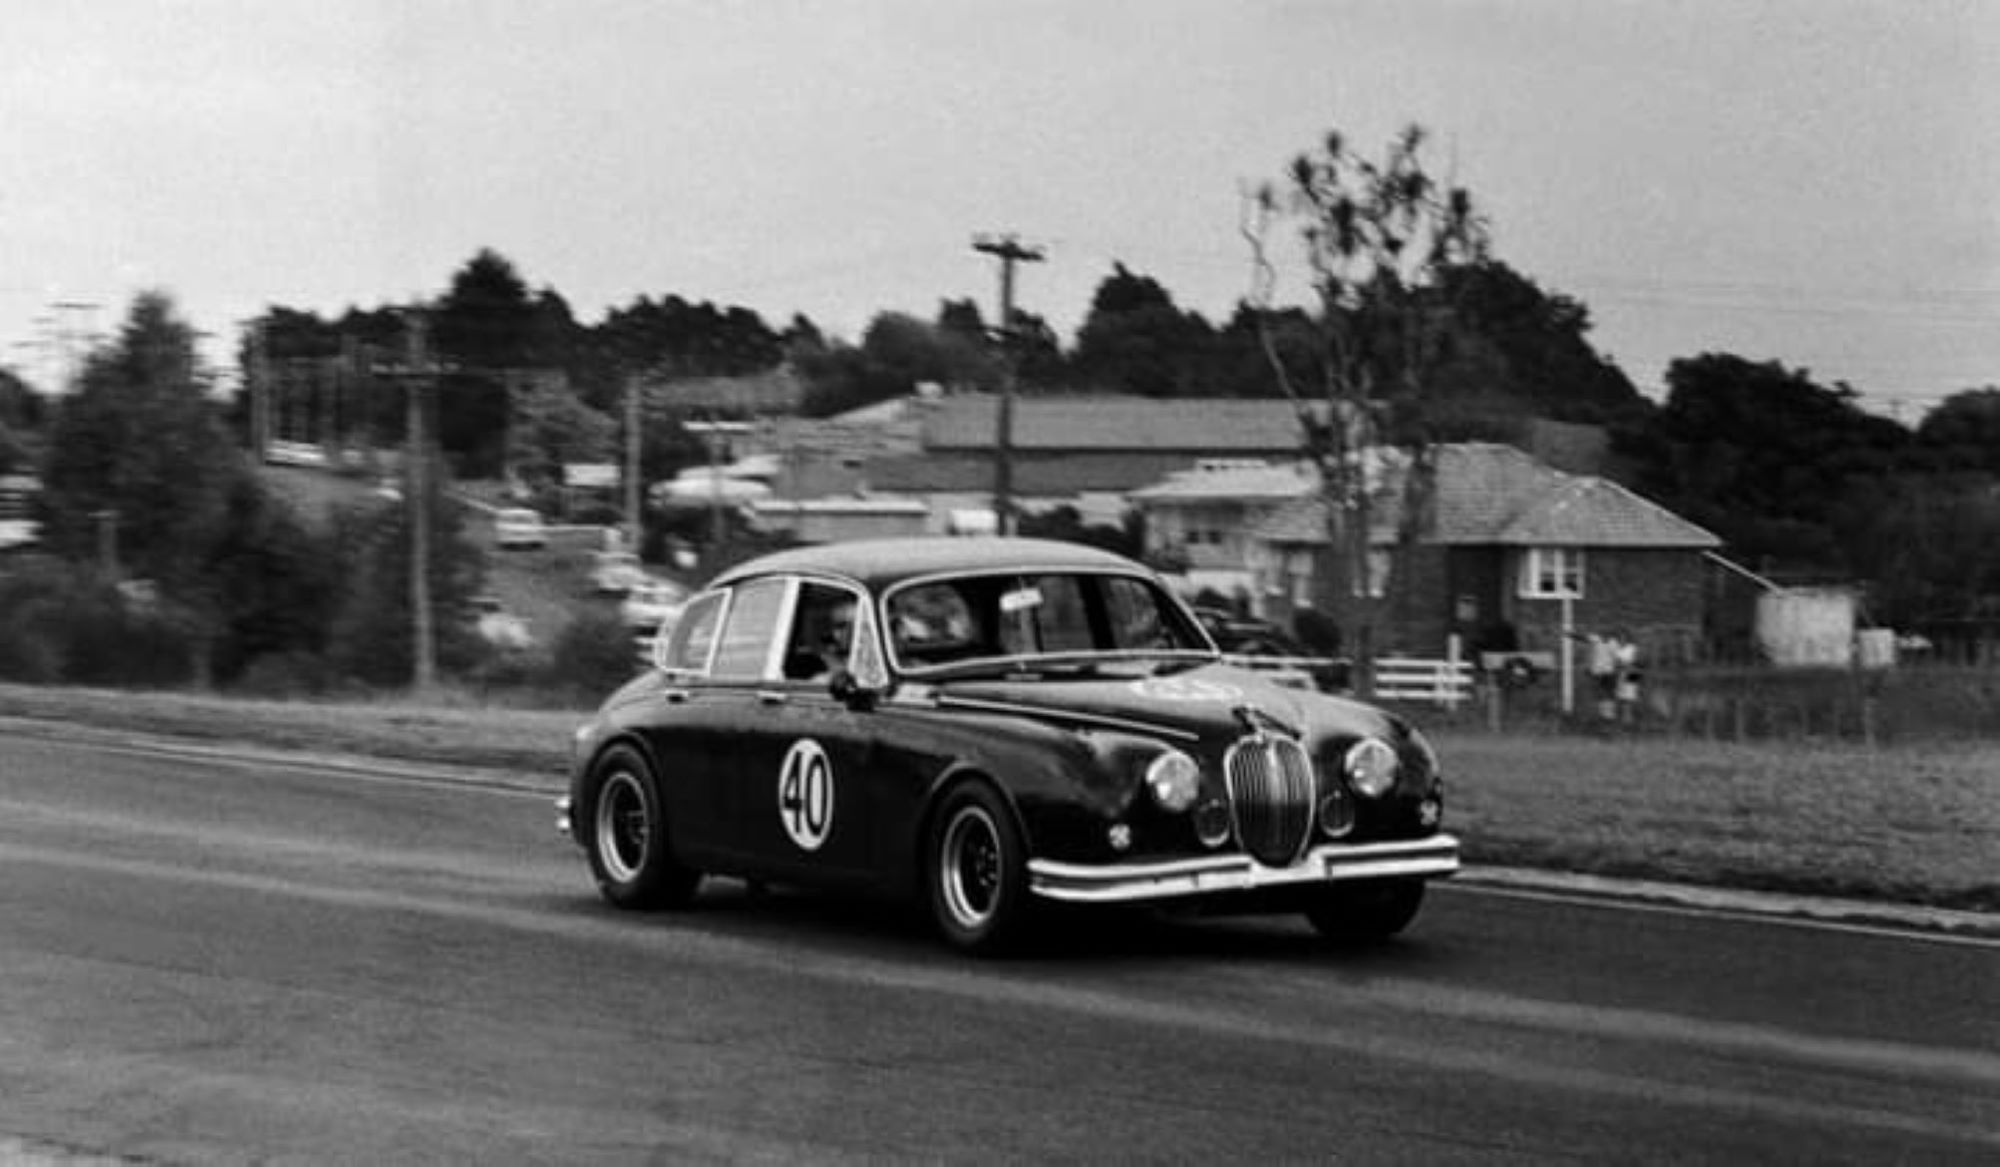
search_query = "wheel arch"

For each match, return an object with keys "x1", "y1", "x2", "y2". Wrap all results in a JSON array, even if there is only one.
[
  {"x1": 575, "y1": 731, "x2": 668, "y2": 846},
  {"x1": 910, "y1": 761, "x2": 1031, "y2": 899}
]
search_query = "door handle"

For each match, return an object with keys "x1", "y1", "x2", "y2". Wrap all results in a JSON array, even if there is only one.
[
  {"x1": 756, "y1": 690, "x2": 787, "y2": 705},
  {"x1": 661, "y1": 688, "x2": 689, "y2": 704}
]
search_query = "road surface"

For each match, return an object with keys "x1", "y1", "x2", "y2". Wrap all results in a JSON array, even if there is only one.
[{"x1": 0, "y1": 731, "x2": 1993, "y2": 1164}]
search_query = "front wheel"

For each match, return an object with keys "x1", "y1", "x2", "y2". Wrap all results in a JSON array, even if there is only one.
[
  {"x1": 585, "y1": 745, "x2": 701, "y2": 910},
  {"x1": 926, "y1": 783, "x2": 1031, "y2": 955},
  {"x1": 1304, "y1": 879, "x2": 1425, "y2": 943}
]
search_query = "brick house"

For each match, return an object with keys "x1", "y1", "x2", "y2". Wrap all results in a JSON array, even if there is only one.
[{"x1": 1250, "y1": 443, "x2": 1720, "y2": 661}]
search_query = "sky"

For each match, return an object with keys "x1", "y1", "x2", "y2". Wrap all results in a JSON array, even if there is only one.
[{"x1": 4, "y1": 0, "x2": 1996, "y2": 420}]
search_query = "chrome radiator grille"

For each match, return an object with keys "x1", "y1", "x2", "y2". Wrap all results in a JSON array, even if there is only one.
[{"x1": 1223, "y1": 734, "x2": 1316, "y2": 867}]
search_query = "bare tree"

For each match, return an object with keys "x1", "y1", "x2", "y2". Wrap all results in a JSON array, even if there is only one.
[{"x1": 1241, "y1": 124, "x2": 1488, "y2": 669}]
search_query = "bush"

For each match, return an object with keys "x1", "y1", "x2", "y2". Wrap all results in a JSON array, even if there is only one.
[{"x1": 542, "y1": 610, "x2": 643, "y2": 698}]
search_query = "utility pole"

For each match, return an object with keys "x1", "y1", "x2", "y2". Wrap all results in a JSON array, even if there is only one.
[
  {"x1": 372, "y1": 307, "x2": 444, "y2": 694},
  {"x1": 973, "y1": 233, "x2": 1043, "y2": 536},
  {"x1": 624, "y1": 372, "x2": 643, "y2": 553}
]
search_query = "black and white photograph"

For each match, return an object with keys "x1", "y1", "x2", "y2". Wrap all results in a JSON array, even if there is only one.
[{"x1": 1, "y1": 2, "x2": 1994, "y2": 1162}]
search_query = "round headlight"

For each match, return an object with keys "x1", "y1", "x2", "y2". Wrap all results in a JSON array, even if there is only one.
[
  {"x1": 1344, "y1": 737, "x2": 1400, "y2": 798},
  {"x1": 1145, "y1": 750, "x2": 1201, "y2": 812}
]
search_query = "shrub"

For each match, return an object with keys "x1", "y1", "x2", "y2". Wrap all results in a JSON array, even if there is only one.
[{"x1": 542, "y1": 610, "x2": 643, "y2": 698}]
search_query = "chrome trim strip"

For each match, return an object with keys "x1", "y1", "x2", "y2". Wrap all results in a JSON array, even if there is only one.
[
  {"x1": 1027, "y1": 834, "x2": 1460, "y2": 904},
  {"x1": 931, "y1": 695, "x2": 1200, "y2": 743}
]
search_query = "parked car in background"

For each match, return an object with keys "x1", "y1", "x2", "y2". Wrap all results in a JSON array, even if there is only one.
[
  {"x1": 471, "y1": 596, "x2": 533, "y2": 650},
  {"x1": 492, "y1": 507, "x2": 547, "y2": 550},
  {"x1": 557, "y1": 537, "x2": 1454, "y2": 955},
  {"x1": 1193, "y1": 607, "x2": 1351, "y2": 693},
  {"x1": 590, "y1": 549, "x2": 648, "y2": 594},
  {"x1": 619, "y1": 578, "x2": 689, "y2": 632}
]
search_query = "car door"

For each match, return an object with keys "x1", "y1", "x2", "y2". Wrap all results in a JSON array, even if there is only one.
[
  {"x1": 655, "y1": 576, "x2": 789, "y2": 871},
  {"x1": 734, "y1": 578, "x2": 881, "y2": 886}
]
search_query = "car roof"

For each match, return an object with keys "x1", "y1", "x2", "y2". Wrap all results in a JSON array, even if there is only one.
[{"x1": 710, "y1": 537, "x2": 1150, "y2": 592}]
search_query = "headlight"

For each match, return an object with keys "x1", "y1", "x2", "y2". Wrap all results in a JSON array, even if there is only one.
[
  {"x1": 1145, "y1": 750, "x2": 1201, "y2": 812},
  {"x1": 1344, "y1": 737, "x2": 1400, "y2": 798}
]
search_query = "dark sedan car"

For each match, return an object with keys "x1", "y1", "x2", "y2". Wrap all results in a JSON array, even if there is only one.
[
  {"x1": 1193, "y1": 606, "x2": 1352, "y2": 693},
  {"x1": 558, "y1": 537, "x2": 1457, "y2": 954}
]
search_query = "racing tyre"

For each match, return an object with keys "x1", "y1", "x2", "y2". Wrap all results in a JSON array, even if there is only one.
[
  {"x1": 1304, "y1": 879, "x2": 1425, "y2": 943},
  {"x1": 585, "y1": 745, "x2": 701, "y2": 910},
  {"x1": 926, "y1": 783, "x2": 1031, "y2": 955}
]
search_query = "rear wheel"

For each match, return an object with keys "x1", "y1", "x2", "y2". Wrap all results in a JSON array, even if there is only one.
[
  {"x1": 1304, "y1": 879, "x2": 1425, "y2": 943},
  {"x1": 926, "y1": 783, "x2": 1031, "y2": 955},
  {"x1": 586, "y1": 745, "x2": 700, "y2": 910}
]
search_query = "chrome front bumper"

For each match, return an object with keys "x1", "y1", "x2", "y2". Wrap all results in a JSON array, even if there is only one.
[{"x1": 1028, "y1": 834, "x2": 1459, "y2": 905}]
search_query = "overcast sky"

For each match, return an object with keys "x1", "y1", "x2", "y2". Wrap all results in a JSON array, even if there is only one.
[{"x1": 4, "y1": 0, "x2": 1995, "y2": 418}]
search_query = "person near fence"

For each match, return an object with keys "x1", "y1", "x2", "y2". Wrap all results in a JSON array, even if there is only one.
[
  {"x1": 1570, "y1": 629, "x2": 1618, "y2": 721},
  {"x1": 1612, "y1": 630, "x2": 1642, "y2": 725}
]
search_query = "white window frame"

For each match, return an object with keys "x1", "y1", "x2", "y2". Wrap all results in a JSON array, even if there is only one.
[{"x1": 1519, "y1": 547, "x2": 1585, "y2": 599}]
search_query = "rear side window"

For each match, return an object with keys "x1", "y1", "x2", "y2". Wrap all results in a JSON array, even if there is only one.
[
  {"x1": 660, "y1": 592, "x2": 725, "y2": 674},
  {"x1": 709, "y1": 578, "x2": 787, "y2": 679}
]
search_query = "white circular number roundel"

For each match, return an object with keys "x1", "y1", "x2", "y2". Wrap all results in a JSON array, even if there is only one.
[{"x1": 778, "y1": 739, "x2": 835, "y2": 851}]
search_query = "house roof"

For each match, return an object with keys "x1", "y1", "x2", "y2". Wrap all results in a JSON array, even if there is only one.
[
  {"x1": 921, "y1": 395, "x2": 1321, "y2": 453},
  {"x1": 1128, "y1": 461, "x2": 1317, "y2": 503},
  {"x1": 1250, "y1": 442, "x2": 1719, "y2": 550}
]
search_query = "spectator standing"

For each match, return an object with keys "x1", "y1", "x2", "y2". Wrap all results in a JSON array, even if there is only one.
[
  {"x1": 1612, "y1": 631, "x2": 1642, "y2": 725},
  {"x1": 1570, "y1": 629, "x2": 1618, "y2": 721}
]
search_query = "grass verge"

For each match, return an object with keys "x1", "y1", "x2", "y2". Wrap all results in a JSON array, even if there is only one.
[{"x1": 2, "y1": 683, "x2": 1993, "y2": 913}]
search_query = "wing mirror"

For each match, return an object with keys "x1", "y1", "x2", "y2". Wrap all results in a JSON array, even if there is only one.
[{"x1": 828, "y1": 666, "x2": 885, "y2": 710}]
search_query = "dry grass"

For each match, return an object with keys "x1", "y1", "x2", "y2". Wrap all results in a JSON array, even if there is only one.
[
  {"x1": 1437, "y1": 730, "x2": 2000, "y2": 912},
  {"x1": 1, "y1": 683, "x2": 1993, "y2": 912}
]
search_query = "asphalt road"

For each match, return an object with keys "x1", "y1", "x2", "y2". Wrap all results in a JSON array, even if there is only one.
[{"x1": 0, "y1": 733, "x2": 1993, "y2": 1165}]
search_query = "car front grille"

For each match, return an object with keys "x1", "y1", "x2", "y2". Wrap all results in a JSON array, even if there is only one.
[{"x1": 1223, "y1": 734, "x2": 1316, "y2": 866}]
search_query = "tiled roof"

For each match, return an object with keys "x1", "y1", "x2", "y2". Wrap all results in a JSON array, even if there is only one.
[
  {"x1": 1129, "y1": 461, "x2": 1316, "y2": 502},
  {"x1": 921, "y1": 395, "x2": 1322, "y2": 453},
  {"x1": 1248, "y1": 443, "x2": 1718, "y2": 549}
]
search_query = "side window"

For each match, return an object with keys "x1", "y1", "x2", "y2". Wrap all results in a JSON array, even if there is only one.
[
  {"x1": 660, "y1": 591, "x2": 725, "y2": 674},
  {"x1": 1102, "y1": 576, "x2": 1185, "y2": 650},
  {"x1": 710, "y1": 578, "x2": 787, "y2": 679},
  {"x1": 888, "y1": 582, "x2": 978, "y2": 665},
  {"x1": 1033, "y1": 575, "x2": 1093, "y2": 653},
  {"x1": 782, "y1": 582, "x2": 862, "y2": 682}
]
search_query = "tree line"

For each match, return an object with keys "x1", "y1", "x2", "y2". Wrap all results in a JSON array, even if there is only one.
[{"x1": 4, "y1": 122, "x2": 1997, "y2": 694}]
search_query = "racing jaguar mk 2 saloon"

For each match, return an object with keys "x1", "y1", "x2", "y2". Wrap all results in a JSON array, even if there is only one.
[{"x1": 557, "y1": 537, "x2": 1458, "y2": 953}]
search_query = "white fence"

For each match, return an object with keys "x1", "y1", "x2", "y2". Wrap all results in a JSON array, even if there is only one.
[{"x1": 1371, "y1": 636, "x2": 1472, "y2": 708}]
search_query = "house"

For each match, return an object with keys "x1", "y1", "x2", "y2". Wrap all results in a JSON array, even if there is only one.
[
  {"x1": 1127, "y1": 460, "x2": 1316, "y2": 600},
  {"x1": 1249, "y1": 443, "x2": 1721, "y2": 661},
  {"x1": 759, "y1": 394, "x2": 1324, "y2": 538}
]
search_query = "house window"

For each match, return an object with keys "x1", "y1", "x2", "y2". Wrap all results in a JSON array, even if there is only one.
[
  {"x1": 1520, "y1": 547, "x2": 1585, "y2": 599},
  {"x1": 1285, "y1": 551, "x2": 1314, "y2": 608}
]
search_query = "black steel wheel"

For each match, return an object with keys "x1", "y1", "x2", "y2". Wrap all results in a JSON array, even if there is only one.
[
  {"x1": 926, "y1": 782, "x2": 1030, "y2": 955},
  {"x1": 585, "y1": 745, "x2": 700, "y2": 910},
  {"x1": 1304, "y1": 879, "x2": 1425, "y2": 943}
]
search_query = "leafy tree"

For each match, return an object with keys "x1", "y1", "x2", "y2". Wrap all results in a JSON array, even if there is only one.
[
  {"x1": 204, "y1": 470, "x2": 341, "y2": 682},
  {"x1": 507, "y1": 374, "x2": 616, "y2": 494},
  {"x1": 41, "y1": 293, "x2": 239, "y2": 596},
  {"x1": 1621, "y1": 353, "x2": 1911, "y2": 573},
  {"x1": 324, "y1": 490, "x2": 487, "y2": 686},
  {"x1": 1071, "y1": 264, "x2": 1219, "y2": 397},
  {"x1": 1241, "y1": 123, "x2": 1489, "y2": 657},
  {"x1": 1, "y1": 367, "x2": 47, "y2": 472},
  {"x1": 1428, "y1": 261, "x2": 1647, "y2": 425},
  {"x1": 1915, "y1": 386, "x2": 2000, "y2": 477}
]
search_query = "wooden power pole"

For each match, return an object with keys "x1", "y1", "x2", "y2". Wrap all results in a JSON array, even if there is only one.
[
  {"x1": 973, "y1": 232, "x2": 1043, "y2": 535},
  {"x1": 372, "y1": 308, "x2": 444, "y2": 694}
]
